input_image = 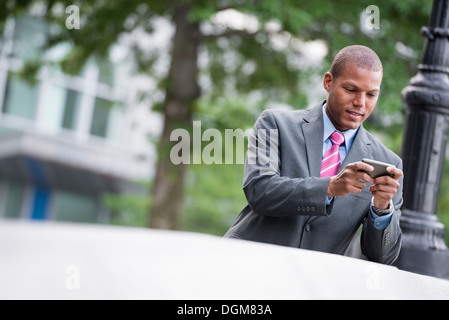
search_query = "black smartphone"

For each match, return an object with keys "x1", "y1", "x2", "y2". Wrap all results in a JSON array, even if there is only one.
[{"x1": 361, "y1": 158, "x2": 395, "y2": 179}]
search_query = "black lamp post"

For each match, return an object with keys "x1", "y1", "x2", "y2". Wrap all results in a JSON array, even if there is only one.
[{"x1": 393, "y1": 0, "x2": 449, "y2": 279}]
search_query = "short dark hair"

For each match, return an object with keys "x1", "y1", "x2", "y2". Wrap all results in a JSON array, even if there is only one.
[{"x1": 329, "y1": 45, "x2": 383, "y2": 79}]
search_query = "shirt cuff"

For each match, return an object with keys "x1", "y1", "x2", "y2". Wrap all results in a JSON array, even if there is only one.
[{"x1": 370, "y1": 204, "x2": 394, "y2": 230}]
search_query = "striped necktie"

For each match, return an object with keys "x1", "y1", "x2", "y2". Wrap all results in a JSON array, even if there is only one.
[{"x1": 320, "y1": 131, "x2": 345, "y2": 178}]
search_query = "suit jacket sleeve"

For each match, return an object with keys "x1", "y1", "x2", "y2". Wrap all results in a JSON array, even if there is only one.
[
  {"x1": 360, "y1": 158, "x2": 403, "y2": 265},
  {"x1": 243, "y1": 109, "x2": 333, "y2": 218}
]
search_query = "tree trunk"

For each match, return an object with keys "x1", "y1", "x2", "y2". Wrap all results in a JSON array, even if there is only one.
[{"x1": 149, "y1": 4, "x2": 200, "y2": 229}]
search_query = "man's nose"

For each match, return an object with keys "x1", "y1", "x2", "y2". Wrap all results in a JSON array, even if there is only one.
[{"x1": 353, "y1": 92, "x2": 366, "y2": 107}]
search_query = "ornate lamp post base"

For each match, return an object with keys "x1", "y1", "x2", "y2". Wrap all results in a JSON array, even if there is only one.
[
  {"x1": 393, "y1": 0, "x2": 449, "y2": 280},
  {"x1": 394, "y1": 210, "x2": 449, "y2": 279}
]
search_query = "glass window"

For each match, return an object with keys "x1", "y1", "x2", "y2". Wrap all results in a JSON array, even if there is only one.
[
  {"x1": 62, "y1": 89, "x2": 81, "y2": 130},
  {"x1": 4, "y1": 181, "x2": 25, "y2": 218},
  {"x1": 44, "y1": 85, "x2": 82, "y2": 131},
  {"x1": 2, "y1": 72, "x2": 38, "y2": 120},
  {"x1": 11, "y1": 15, "x2": 47, "y2": 61},
  {"x1": 43, "y1": 84, "x2": 66, "y2": 130},
  {"x1": 98, "y1": 59, "x2": 114, "y2": 86},
  {"x1": 53, "y1": 191, "x2": 97, "y2": 223},
  {"x1": 90, "y1": 97, "x2": 113, "y2": 138}
]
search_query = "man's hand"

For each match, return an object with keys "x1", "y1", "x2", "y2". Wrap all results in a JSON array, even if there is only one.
[
  {"x1": 327, "y1": 162, "x2": 374, "y2": 198},
  {"x1": 369, "y1": 166, "x2": 403, "y2": 210},
  {"x1": 327, "y1": 161, "x2": 403, "y2": 211}
]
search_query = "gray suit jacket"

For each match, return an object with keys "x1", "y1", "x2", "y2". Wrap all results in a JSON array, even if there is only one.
[{"x1": 224, "y1": 101, "x2": 403, "y2": 264}]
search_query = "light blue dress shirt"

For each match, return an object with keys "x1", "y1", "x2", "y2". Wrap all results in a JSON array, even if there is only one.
[{"x1": 322, "y1": 104, "x2": 393, "y2": 230}]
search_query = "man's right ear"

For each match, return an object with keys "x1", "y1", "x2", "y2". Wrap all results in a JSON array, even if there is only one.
[{"x1": 323, "y1": 72, "x2": 333, "y2": 92}]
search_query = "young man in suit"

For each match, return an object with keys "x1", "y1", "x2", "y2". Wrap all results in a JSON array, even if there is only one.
[{"x1": 224, "y1": 45, "x2": 404, "y2": 265}]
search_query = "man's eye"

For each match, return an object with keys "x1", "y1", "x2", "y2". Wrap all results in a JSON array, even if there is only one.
[{"x1": 344, "y1": 88, "x2": 354, "y2": 92}]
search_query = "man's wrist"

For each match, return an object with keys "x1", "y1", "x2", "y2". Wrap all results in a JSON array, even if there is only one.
[{"x1": 371, "y1": 197, "x2": 393, "y2": 216}]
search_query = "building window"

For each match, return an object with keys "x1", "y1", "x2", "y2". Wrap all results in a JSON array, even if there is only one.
[
  {"x1": 90, "y1": 97, "x2": 113, "y2": 138},
  {"x1": 4, "y1": 181, "x2": 25, "y2": 218},
  {"x1": 61, "y1": 89, "x2": 82, "y2": 130},
  {"x1": 11, "y1": 15, "x2": 47, "y2": 61},
  {"x1": 43, "y1": 84, "x2": 82, "y2": 132},
  {"x1": 3, "y1": 72, "x2": 38, "y2": 120}
]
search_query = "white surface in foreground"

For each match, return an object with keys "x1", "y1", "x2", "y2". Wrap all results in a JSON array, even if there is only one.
[{"x1": 0, "y1": 220, "x2": 448, "y2": 300}]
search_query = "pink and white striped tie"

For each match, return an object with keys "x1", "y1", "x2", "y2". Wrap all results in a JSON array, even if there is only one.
[{"x1": 320, "y1": 131, "x2": 345, "y2": 178}]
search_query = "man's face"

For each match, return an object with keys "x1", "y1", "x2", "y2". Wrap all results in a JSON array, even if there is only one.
[{"x1": 323, "y1": 62, "x2": 382, "y2": 132}]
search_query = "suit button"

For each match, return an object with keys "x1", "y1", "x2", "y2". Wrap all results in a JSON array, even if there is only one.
[
  {"x1": 305, "y1": 224, "x2": 311, "y2": 232},
  {"x1": 384, "y1": 232, "x2": 391, "y2": 245}
]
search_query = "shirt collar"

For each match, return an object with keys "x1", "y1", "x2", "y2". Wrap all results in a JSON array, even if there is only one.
[{"x1": 322, "y1": 103, "x2": 359, "y2": 152}]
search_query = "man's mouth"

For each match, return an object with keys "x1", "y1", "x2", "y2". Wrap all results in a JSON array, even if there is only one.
[{"x1": 347, "y1": 110, "x2": 363, "y2": 118}]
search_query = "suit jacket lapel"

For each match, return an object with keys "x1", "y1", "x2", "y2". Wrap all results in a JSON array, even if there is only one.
[{"x1": 301, "y1": 102, "x2": 325, "y2": 177}]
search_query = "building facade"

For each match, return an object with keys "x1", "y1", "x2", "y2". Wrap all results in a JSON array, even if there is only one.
[{"x1": 0, "y1": 15, "x2": 160, "y2": 223}]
